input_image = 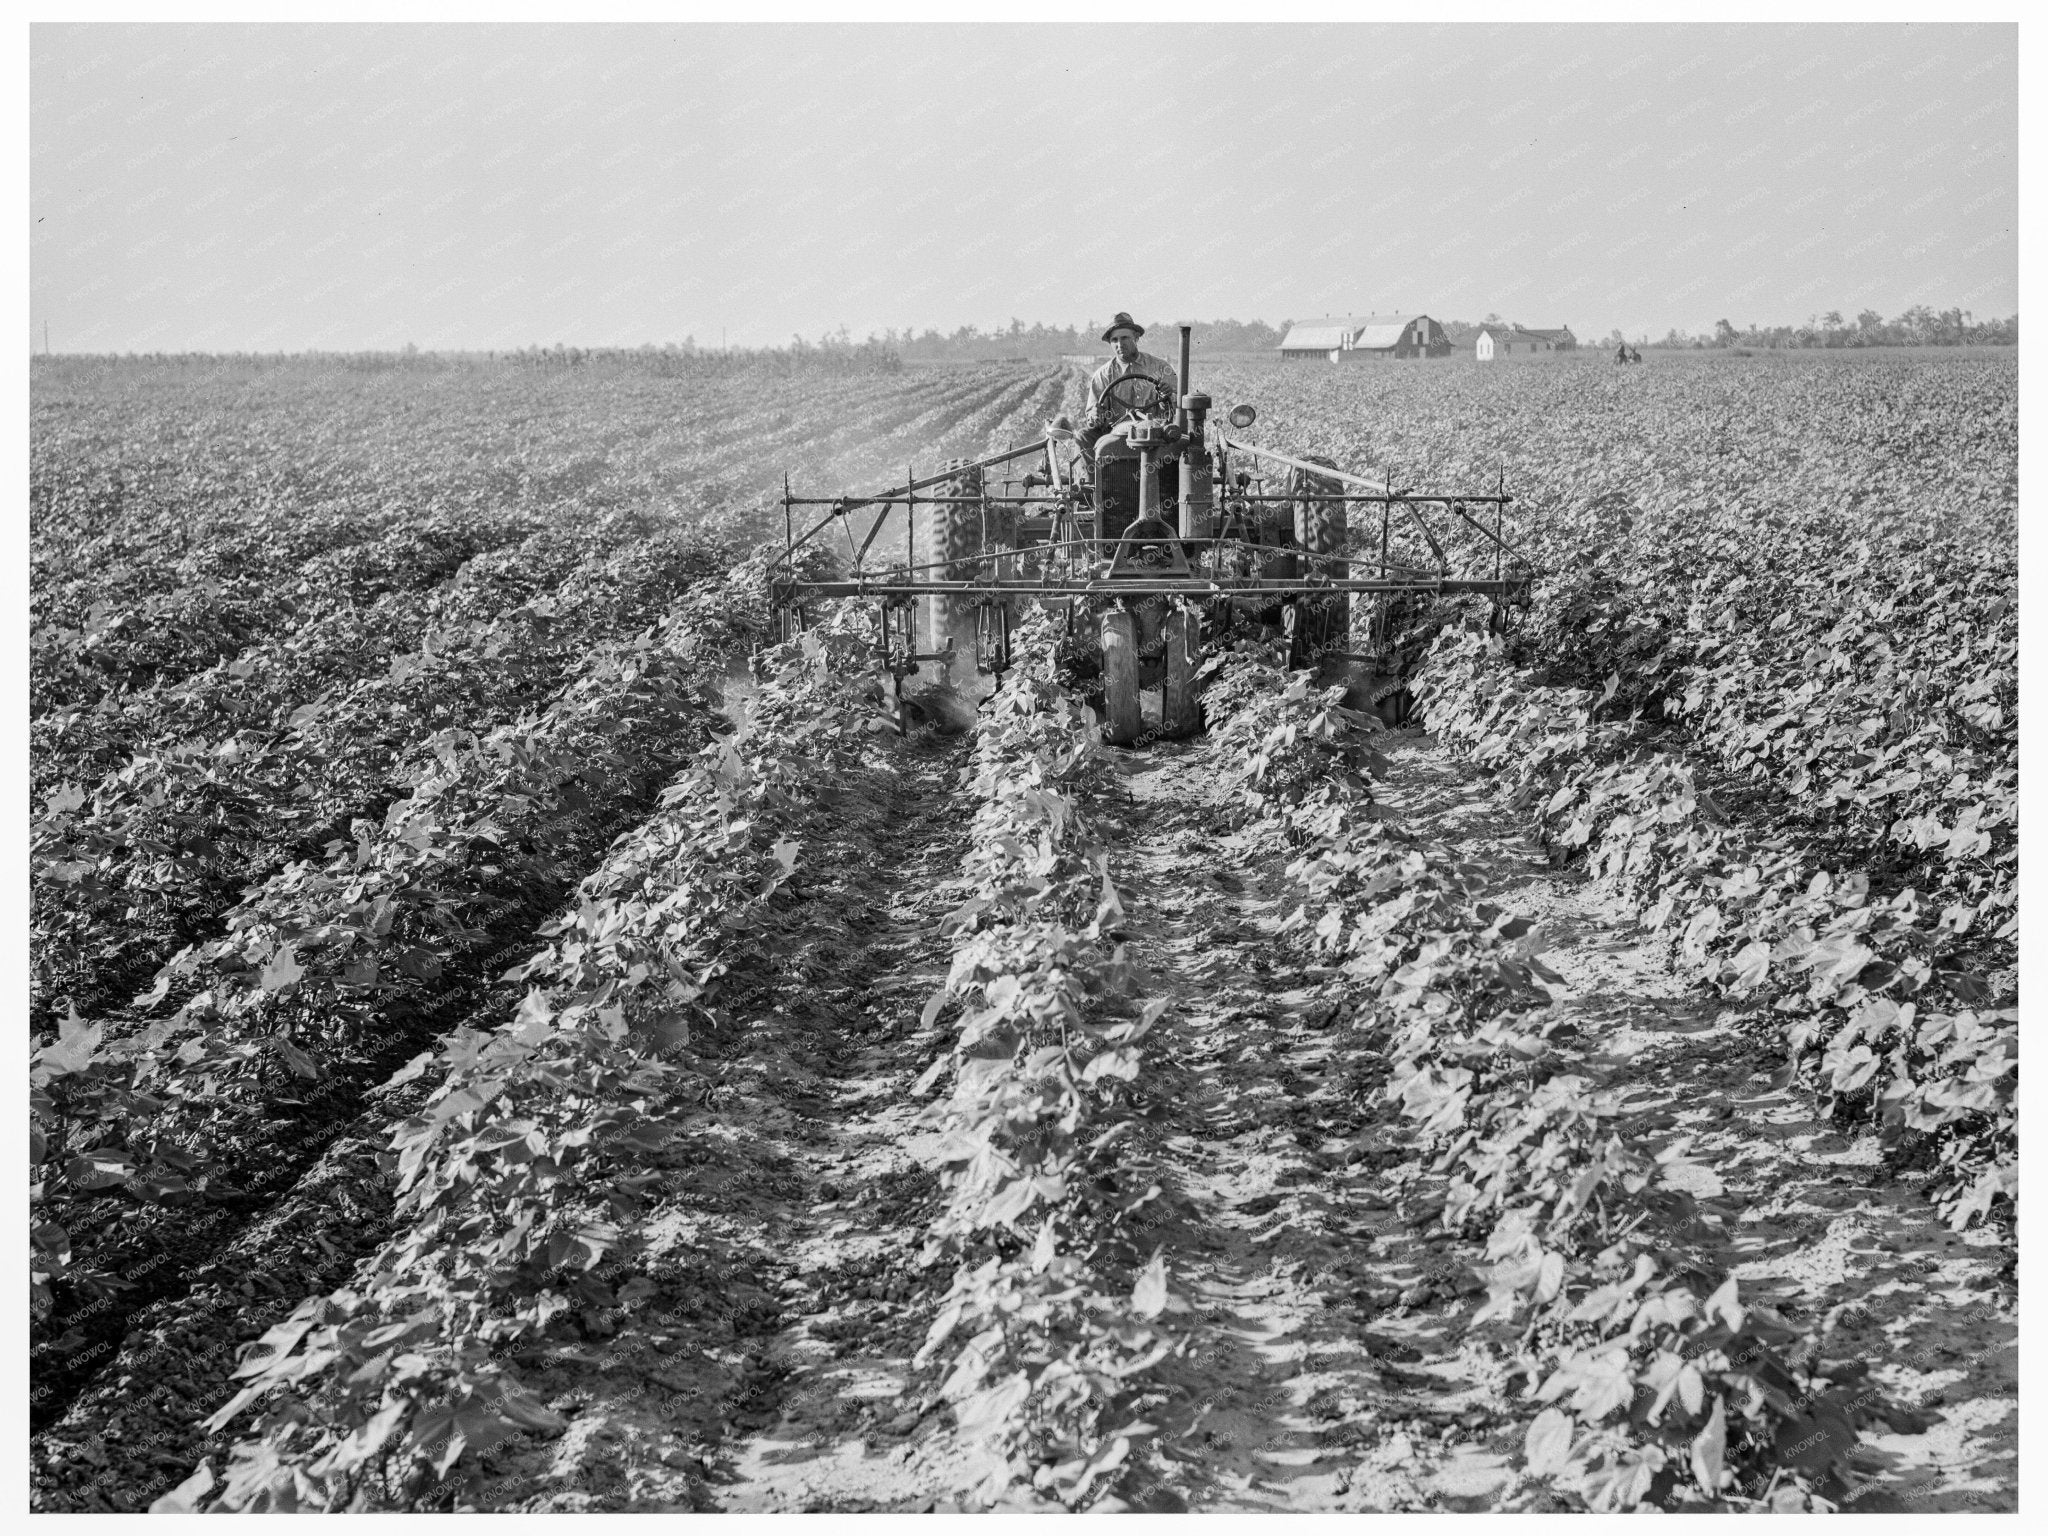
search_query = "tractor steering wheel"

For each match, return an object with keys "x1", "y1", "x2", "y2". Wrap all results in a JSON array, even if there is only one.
[{"x1": 1099, "y1": 372, "x2": 1166, "y2": 424}]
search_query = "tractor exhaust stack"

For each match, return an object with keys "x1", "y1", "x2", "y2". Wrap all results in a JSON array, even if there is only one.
[
  {"x1": 1177, "y1": 323, "x2": 1192, "y2": 433},
  {"x1": 1176, "y1": 323, "x2": 1213, "y2": 539}
]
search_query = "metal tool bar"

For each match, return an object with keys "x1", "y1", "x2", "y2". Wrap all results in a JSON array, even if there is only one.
[
  {"x1": 782, "y1": 534, "x2": 1448, "y2": 581},
  {"x1": 784, "y1": 577, "x2": 1528, "y2": 598},
  {"x1": 1224, "y1": 493, "x2": 1514, "y2": 506},
  {"x1": 824, "y1": 439, "x2": 1053, "y2": 513},
  {"x1": 1216, "y1": 434, "x2": 1394, "y2": 490},
  {"x1": 810, "y1": 532, "x2": 1446, "y2": 561},
  {"x1": 849, "y1": 498, "x2": 894, "y2": 566},
  {"x1": 783, "y1": 496, "x2": 869, "y2": 563},
  {"x1": 1440, "y1": 499, "x2": 1519, "y2": 556},
  {"x1": 776, "y1": 557, "x2": 1462, "y2": 590},
  {"x1": 1401, "y1": 497, "x2": 1448, "y2": 570},
  {"x1": 1496, "y1": 466, "x2": 1506, "y2": 582},
  {"x1": 782, "y1": 495, "x2": 1070, "y2": 507}
]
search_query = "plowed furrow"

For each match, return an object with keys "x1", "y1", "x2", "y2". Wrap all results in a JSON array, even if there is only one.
[
  {"x1": 430, "y1": 729, "x2": 979, "y2": 1512},
  {"x1": 1074, "y1": 722, "x2": 2016, "y2": 1512}
]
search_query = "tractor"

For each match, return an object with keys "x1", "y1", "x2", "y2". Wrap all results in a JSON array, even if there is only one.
[{"x1": 766, "y1": 324, "x2": 1533, "y2": 743}]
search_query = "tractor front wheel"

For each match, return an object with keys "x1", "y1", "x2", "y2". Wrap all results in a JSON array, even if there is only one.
[
  {"x1": 1161, "y1": 606, "x2": 1201, "y2": 738},
  {"x1": 1100, "y1": 609, "x2": 1142, "y2": 745}
]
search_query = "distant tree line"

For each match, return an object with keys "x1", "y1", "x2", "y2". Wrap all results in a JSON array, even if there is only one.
[
  {"x1": 881, "y1": 318, "x2": 1289, "y2": 361},
  {"x1": 35, "y1": 304, "x2": 2011, "y2": 371},
  {"x1": 30, "y1": 340, "x2": 907, "y2": 376},
  {"x1": 1652, "y1": 307, "x2": 2017, "y2": 350},
  {"x1": 502, "y1": 335, "x2": 905, "y2": 375}
]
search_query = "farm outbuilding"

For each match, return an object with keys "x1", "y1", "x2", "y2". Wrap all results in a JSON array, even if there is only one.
[
  {"x1": 1277, "y1": 314, "x2": 1451, "y2": 362},
  {"x1": 1472, "y1": 324, "x2": 1577, "y2": 361}
]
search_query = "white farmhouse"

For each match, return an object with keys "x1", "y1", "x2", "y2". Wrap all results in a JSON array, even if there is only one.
[{"x1": 1473, "y1": 324, "x2": 1578, "y2": 360}]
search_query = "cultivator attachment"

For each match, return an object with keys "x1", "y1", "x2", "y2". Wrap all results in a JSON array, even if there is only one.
[{"x1": 767, "y1": 325, "x2": 1536, "y2": 742}]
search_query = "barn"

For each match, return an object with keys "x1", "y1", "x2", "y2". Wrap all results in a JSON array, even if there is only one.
[
  {"x1": 1275, "y1": 322, "x2": 1353, "y2": 364},
  {"x1": 1277, "y1": 314, "x2": 1451, "y2": 362},
  {"x1": 1473, "y1": 324, "x2": 1577, "y2": 360}
]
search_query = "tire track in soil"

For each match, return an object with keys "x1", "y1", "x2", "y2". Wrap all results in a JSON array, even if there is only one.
[
  {"x1": 447, "y1": 725, "x2": 993, "y2": 1513},
  {"x1": 1101, "y1": 730, "x2": 1495, "y2": 1512},
  {"x1": 1093, "y1": 723, "x2": 2016, "y2": 1512}
]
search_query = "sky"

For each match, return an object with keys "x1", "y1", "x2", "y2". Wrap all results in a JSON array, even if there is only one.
[{"x1": 29, "y1": 22, "x2": 2019, "y2": 351}]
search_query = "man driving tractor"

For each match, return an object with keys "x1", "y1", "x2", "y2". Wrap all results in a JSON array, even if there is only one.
[{"x1": 1077, "y1": 312, "x2": 1178, "y2": 467}]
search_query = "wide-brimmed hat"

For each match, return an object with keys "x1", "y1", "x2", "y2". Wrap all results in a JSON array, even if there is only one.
[{"x1": 1101, "y1": 312, "x2": 1144, "y2": 342}]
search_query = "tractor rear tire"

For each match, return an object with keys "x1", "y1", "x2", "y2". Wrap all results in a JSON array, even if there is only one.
[
  {"x1": 918, "y1": 459, "x2": 1006, "y2": 679},
  {"x1": 1100, "y1": 609, "x2": 1142, "y2": 745},
  {"x1": 1290, "y1": 454, "x2": 1347, "y2": 566},
  {"x1": 1289, "y1": 454, "x2": 1350, "y2": 656},
  {"x1": 1162, "y1": 607, "x2": 1201, "y2": 738}
]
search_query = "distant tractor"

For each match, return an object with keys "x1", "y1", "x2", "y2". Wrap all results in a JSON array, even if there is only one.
[{"x1": 768, "y1": 325, "x2": 1533, "y2": 743}]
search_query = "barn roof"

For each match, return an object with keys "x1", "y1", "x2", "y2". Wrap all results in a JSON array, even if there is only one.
[
  {"x1": 1277, "y1": 324, "x2": 1351, "y2": 351},
  {"x1": 1352, "y1": 320, "x2": 1416, "y2": 349},
  {"x1": 1473, "y1": 322, "x2": 1572, "y2": 345},
  {"x1": 1278, "y1": 313, "x2": 1432, "y2": 351}
]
